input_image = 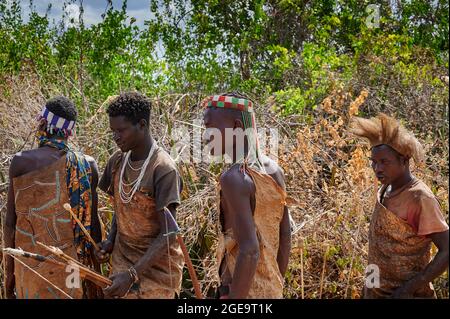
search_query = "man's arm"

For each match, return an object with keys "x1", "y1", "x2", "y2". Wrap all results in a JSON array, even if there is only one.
[
  {"x1": 4, "y1": 158, "x2": 19, "y2": 299},
  {"x1": 95, "y1": 214, "x2": 116, "y2": 264},
  {"x1": 95, "y1": 157, "x2": 117, "y2": 263},
  {"x1": 277, "y1": 206, "x2": 291, "y2": 276},
  {"x1": 107, "y1": 214, "x2": 117, "y2": 244},
  {"x1": 221, "y1": 169, "x2": 260, "y2": 299},
  {"x1": 87, "y1": 157, "x2": 101, "y2": 244},
  {"x1": 270, "y1": 167, "x2": 292, "y2": 277},
  {"x1": 392, "y1": 229, "x2": 449, "y2": 298},
  {"x1": 426, "y1": 230, "x2": 449, "y2": 278}
]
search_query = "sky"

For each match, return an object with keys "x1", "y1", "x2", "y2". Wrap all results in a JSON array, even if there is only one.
[{"x1": 18, "y1": 0, "x2": 154, "y2": 28}]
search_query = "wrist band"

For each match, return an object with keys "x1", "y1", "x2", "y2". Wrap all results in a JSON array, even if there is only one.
[{"x1": 128, "y1": 266, "x2": 139, "y2": 284}]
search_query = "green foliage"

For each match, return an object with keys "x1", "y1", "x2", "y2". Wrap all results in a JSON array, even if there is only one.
[{"x1": 1, "y1": 0, "x2": 448, "y2": 107}]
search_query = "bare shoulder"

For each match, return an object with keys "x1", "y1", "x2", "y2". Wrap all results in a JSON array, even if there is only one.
[
  {"x1": 262, "y1": 156, "x2": 286, "y2": 190},
  {"x1": 220, "y1": 164, "x2": 255, "y2": 197},
  {"x1": 9, "y1": 149, "x2": 38, "y2": 178}
]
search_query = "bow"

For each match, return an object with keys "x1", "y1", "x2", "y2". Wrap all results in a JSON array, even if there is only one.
[{"x1": 163, "y1": 207, "x2": 203, "y2": 299}]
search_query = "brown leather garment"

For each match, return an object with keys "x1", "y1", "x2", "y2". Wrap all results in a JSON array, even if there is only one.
[
  {"x1": 13, "y1": 156, "x2": 83, "y2": 299},
  {"x1": 109, "y1": 156, "x2": 184, "y2": 299},
  {"x1": 364, "y1": 186, "x2": 436, "y2": 299},
  {"x1": 216, "y1": 166, "x2": 286, "y2": 298}
]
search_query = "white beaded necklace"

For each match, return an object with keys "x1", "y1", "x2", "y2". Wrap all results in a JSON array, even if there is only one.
[
  {"x1": 127, "y1": 156, "x2": 144, "y2": 171},
  {"x1": 119, "y1": 142, "x2": 157, "y2": 203}
]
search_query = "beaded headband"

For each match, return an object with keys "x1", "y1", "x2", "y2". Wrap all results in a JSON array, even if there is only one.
[
  {"x1": 37, "y1": 106, "x2": 76, "y2": 136},
  {"x1": 203, "y1": 95, "x2": 253, "y2": 112},
  {"x1": 203, "y1": 94, "x2": 265, "y2": 172}
]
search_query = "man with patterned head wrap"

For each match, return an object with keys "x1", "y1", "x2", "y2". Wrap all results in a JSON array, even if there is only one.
[
  {"x1": 4, "y1": 96, "x2": 102, "y2": 299},
  {"x1": 351, "y1": 113, "x2": 449, "y2": 299},
  {"x1": 202, "y1": 92, "x2": 292, "y2": 299}
]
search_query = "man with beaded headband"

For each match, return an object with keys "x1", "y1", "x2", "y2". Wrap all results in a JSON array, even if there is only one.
[
  {"x1": 4, "y1": 96, "x2": 102, "y2": 299},
  {"x1": 203, "y1": 92, "x2": 292, "y2": 298},
  {"x1": 351, "y1": 113, "x2": 449, "y2": 299},
  {"x1": 95, "y1": 92, "x2": 184, "y2": 299}
]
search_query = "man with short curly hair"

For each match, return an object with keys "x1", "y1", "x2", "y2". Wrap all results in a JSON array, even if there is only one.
[{"x1": 95, "y1": 92, "x2": 184, "y2": 299}]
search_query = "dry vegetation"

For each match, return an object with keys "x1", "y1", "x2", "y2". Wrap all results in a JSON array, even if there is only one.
[{"x1": 0, "y1": 72, "x2": 448, "y2": 299}]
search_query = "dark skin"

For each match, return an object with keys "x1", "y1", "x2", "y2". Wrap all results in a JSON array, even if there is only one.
[
  {"x1": 203, "y1": 107, "x2": 291, "y2": 299},
  {"x1": 95, "y1": 115, "x2": 179, "y2": 299},
  {"x1": 4, "y1": 132, "x2": 101, "y2": 299},
  {"x1": 370, "y1": 144, "x2": 449, "y2": 298}
]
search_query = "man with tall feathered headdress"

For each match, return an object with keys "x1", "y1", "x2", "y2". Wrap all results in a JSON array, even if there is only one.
[
  {"x1": 4, "y1": 96, "x2": 102, "y2": 299},
  {"x1": 202, "y1": 92, "x2": 292, "y2": 298},
  {"x1": 351, "y1": 113, "x2": 449, "y2": 299}
]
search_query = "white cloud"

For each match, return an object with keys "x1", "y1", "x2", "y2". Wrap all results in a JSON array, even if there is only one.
[
  {"x1": 65, "y1": 3, "x2": 80, "y2": 28},
  {"x1": 18, "y1": 0, "x2": 153, "y2": 29}
]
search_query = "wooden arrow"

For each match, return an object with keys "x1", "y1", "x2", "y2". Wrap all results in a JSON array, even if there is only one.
[{"x1": 63, "y1": 203, "x2": 100, "y2": 251}]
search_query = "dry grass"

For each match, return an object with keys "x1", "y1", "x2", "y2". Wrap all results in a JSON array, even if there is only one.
[{"x1": 0, "y1": 73, "x2": 448, "y2": 299}]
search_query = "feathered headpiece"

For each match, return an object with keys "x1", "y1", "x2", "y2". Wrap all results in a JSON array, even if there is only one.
[{"x1": 350, "y1": 113, "x2": 425, "y2": 164}]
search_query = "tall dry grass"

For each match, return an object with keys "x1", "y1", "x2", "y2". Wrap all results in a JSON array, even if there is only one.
[{"x1": 0, "y1": 73, "x2": 448, "y2": 298}]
